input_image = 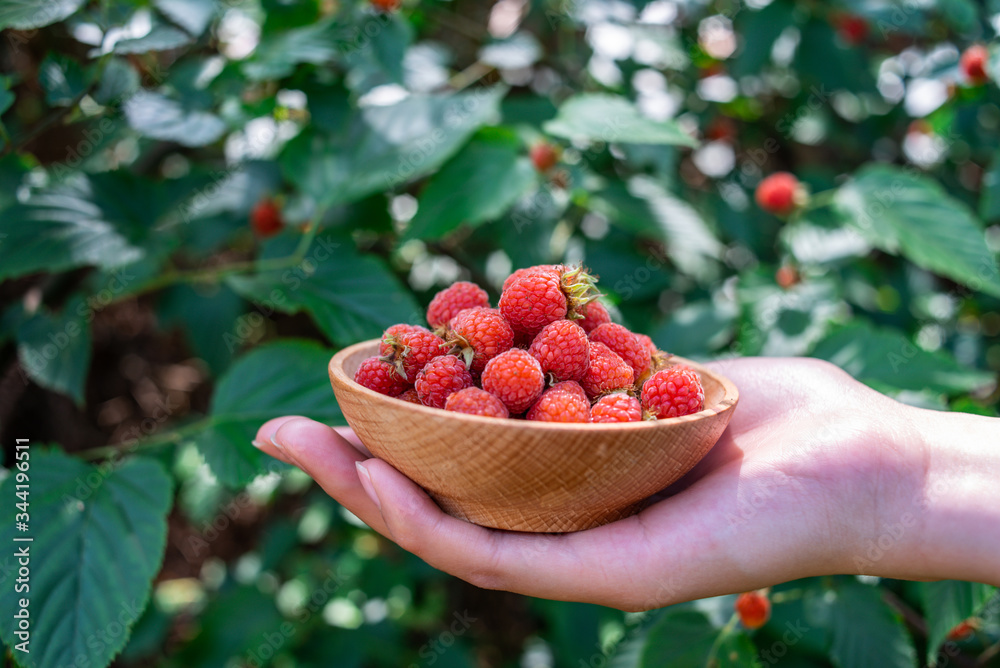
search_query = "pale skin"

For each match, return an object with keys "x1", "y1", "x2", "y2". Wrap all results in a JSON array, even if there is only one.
[{"x1": 253, "y1": 358, "x2": 1000, "y2": 611}]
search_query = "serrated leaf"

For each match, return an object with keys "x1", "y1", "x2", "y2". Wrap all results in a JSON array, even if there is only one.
[
  {"x1": 153, "y1": 0, "x2": 218, "y2": 35},
  {"x1": 280, "y1": 88, "x2": 504, "y2": 208},
  {"x1": 16, "y1": 296, "x2": 92, "y2": 405},
  {"x1": 828, "y1": 582, "x2": 916, "y2": 668},
  {"x1": 113, "y1": 23, "x2": 193, "y2": 54},
  {"x1": 649, "y1": 298, "x2": 738, "y2": 358},
  {"x1": 610, "y1": 608, "x2": 756, "y2": 668},
  {"x1": 544, "y1": 93, "x2": 698, "y2": 147},
  {"x1": 125, "y1": 90, "x2": 227, "y2": 147},
  {"x1": 39, "y1": 53, "x2": 88, "y2": 107},
  {"x1": 739, "y1": 274, "x2": 843, "y2": 357},
  {"x1": 158, "y1": 283, "x2": 246, "y2": 377},
  {"x1": 405, "y1": 129, "x2": 537, "y2": 241},
  {"x1": 834, "y1": 165, "x2": 1000, "y2": 297},
  {"x1": 0, "y1": 452, "x2": 172, "y2": 668},
  {"x1": 194, "y1": 340, "x2": 344, "y2": 487},
  {"x1": 0, "y1": 0, "x2": 86, "y2": 30},
  {"x1": 923, "y1": 581, "x2": 996, "y2": 664},
  {"x1": 811, "y1": 321, "x2": 993, "y2": 395},
  {"x1": 226, "y1": 237, "x2": 422, "y2": 345}
]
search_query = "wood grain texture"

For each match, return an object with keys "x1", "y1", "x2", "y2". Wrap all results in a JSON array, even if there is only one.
[{"x1": 330, "y1": 341, "x2": 739, "y2": 533}]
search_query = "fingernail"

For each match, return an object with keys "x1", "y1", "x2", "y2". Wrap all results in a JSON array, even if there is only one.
[
  {"x1": 356, "y1": 462, "x2": 381, "y2": 511},
  {"x1": 270, "y1": 431, "x2": 284, "y2": 452},
  {"x1": 251, "y1": 439, "x2": 267, "y2": 450}
]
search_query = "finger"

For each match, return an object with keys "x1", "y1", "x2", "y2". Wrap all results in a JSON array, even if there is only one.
[
  {"x1": 333, "y1": 427, "x2": 372, "y2": 457},
  {"x1": 254, "y1": 415, "x2": 309, "y2": 463},
  {"x1": 359, "y1": 458, "x2": 650, "y2": 609},
  {"x1": 272, "y1": 418, "x2": 391, "y2": 537}
]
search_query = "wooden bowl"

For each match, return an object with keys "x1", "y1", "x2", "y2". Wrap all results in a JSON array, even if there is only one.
[{"x1": 329, "y1": 340, "x2": 738, "y2": 533}]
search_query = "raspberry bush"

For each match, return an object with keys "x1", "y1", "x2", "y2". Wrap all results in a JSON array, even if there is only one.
[{"x1": 1, "y1": 0, "x2": 999, "y2": 667}]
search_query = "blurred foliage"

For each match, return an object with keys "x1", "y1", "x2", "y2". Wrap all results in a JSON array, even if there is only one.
[{"x1": 1, "y1": 0, "x2": 999, "y2": 666}]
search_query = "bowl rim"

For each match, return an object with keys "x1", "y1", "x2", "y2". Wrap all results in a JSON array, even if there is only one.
[{"x1": 330, "y1": 339, "x2": 739, "y2": 430}]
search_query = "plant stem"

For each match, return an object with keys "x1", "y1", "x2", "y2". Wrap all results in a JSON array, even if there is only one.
[
  {"x1": 80, "y1": 418, "x2": 211, "y2": 461},
  {"x1": 707, "y1": 612, "x2": 740, "y2": 663}
]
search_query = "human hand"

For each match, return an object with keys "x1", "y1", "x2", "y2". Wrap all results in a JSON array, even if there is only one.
[{"x1": 253, "y1": 357, "x2": 1000, "y2": 610}]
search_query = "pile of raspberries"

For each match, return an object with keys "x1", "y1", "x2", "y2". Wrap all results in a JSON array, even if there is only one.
[{"x1": 354, "y1": 264, "x2": 705, "y2": 423}]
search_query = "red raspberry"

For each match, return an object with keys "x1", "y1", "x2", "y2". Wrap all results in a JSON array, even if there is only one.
[
  {"x1": 528, "y1": 320, "x2": 590, "y2": 382},
  {"x1": 735, "y1": 591, "x2": 770, "y2": 630},
  {"x1": 369, "y1": 0, "x2": 400, "y2": 11},
  {"x1": 427, "y1": 281, "x2": 490, "y2": 329},
  {"x1": 961, "y1": 44, "x2": 989, "y2": 85},
  {"x1": 379, "y1": 324, "x2": 430, "y2": 356},
  {"x1": 415, "y1": 355, "x2": 473, "y2": 409},
  {"x1": 381, "y1": 329, "x2": 446, "y2": 383},
  {"x1": 947, "y1": 619, "x2": 978, "y2": 641},
  {"x1": 580, "y1": 342, "x2": 634, "y2": 399},
  {"x1": 636, "y1": 333, "x2": 657, "y2": 356},
  {"x1": 354, "y1": 356, "x2": 409, "y2": 397},
  {"x1": 834, "y1": 13, "x2": 867, "y2": 45},
  {"x1": 576, "y1": 300, "x2": 611, "y2": 333},
  {"x1": 446, "y1": 307, "x2": 514, "y2": 374},
  {"x1": 444, "y1": 387, "x2": 509, "y2": 419},
  {"x1": 755, "y1": 172, "x2": 805, "y2": 216},
  {"x1": 775, "y1": 265, "x2": 800, "y2": 290},
  {"x1": 250, "y1": 198, "x2": 284, "y2": 238},
  {"x1": 530, "y1": 143, "x2": 559, "y2": 172},
  {"x1": 481, "y1": 348, "x2": 545, "y2": 414},
  {"x1": 527, "y1": 382, "x2": 590, "y2": 423},
  {"x1": 641, "y1": 365, "x2": 704, "y2": 418},
  {"x1": 398, "y1": 388, "x2": 421, "y2": 404},
  {"x1": 502, "y1": 265, "x2": 563, "y2": 292},
  {"x1": 589, "y1": 323, "x2": 650, "y2": 380},
  {"x1": 590, "y1": 393, "x2": 642, "y2": 423},
  {"x1": 705, "y1": 116, "x2": 737, "y2": 143},
  {"x1": 499, "y1": 272, "x2": 568, "y2": 336}
]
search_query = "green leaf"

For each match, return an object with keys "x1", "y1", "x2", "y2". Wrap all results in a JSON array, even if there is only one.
[
  {"x1": 0, "y1": 0, "x2": 86, "y2": 30},
  {"x1": 544, "y1": 93, "x2": 698, "y2": 147},
  {"x1": 39, "y1": 53, "x2": 88, "y2": 107},
  {"x1": 194, "y1": 339, "x2": 344, "y2": 487},
  {"x1": 113, "y1": 23, "x2": 193, "y2": 53},
  {"x1": 94, "y1": 58, "x2": 141, "y2": 105},
  {"x1": 811, "y1": 321, "x2": 993, "y2": 395},
  {"x1": 280, "y1": 88, "x2": 504, "y2": 208},
  {"x1": 158, "y1": 283, "x2": 246, "y2": 377},
  {"x1": 479, "y1": 33, "x2": 543, "y2": 69},
  {"x1": 153, "y1": 0, "x2": 218, "y2": 35},
  {"x1": 731, "y1": 0, "x2": 795, "y2": 78},
  {"x1": 828, "y1": 582, "x2": 917, "y2": 668},
  {"x1": 0, "y1": 451, "x2": 172, "y2": 668},
  {"x1": 649, "y1": 298, "x2": 738, "y2": 358},
  {"x1": 834, "y1": 165, "x2": 1000, "y2": 297},
  {"x1": 405, "y1": 129, "x2": 537, "y2": 241},
  {"x1": 923, "y1": 581, "x2": 996, "y2": 664},
  {"x1": 226, "y1": 237, "x2": 423, "y2": 345},
  {"x1": 16, "y1": 297, "x2": 92, "y2": 405},
  {"x1": 369, "y1": 14, "x2": 413, "y2": 83},
  {"x1": 979, "y1": 149, "x2": 1000, "y2": 223},
  {"x1": 242, "y1": 19, "x2": 340, "y2": 81},
  {"x1": 610, "y1": 608, "x2": 757, "y2": 668},
  {"x1": 124, "y1": 90, "x2": 227, "y2": 147}
]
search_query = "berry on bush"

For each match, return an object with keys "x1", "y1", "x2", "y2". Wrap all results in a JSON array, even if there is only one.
[
  {"x1": 528, "y1": 319, "x2": 590, "y2": 382},
  {"x1": 355, "y1": 356, "x2": 410, "y2": 397},
  {"x1": 735, "y1": 591, "x2": 771, "y2": 630},
  {"x1": 445, "y1": 387, "x2": 509, "y2": 418},
  {"x1": 642, "y1": 365, "x2": 705, "y2": 418},
  {"x1": 427, "y1": 281, "x2": 490, "y2": 329},
  {"x1": 445, "y1": 307, "x2": 514, "y2": 374},
  {"x1": 369, "y1": 0, "x2": 401, "y2": 11},
  {"x1": 961, "y1": 44, "x2": 989, "y2": 86},
  {"x1": 590, "y1": 393, "x2": 642, "y2": 423},
  {"x1": 580, "y1": 342, "x2": 634, "y2": 399},
  {"x1": 481, "y1": 348, "x2": 546, "y2": 414},
  {"x1": 415, "y1": 355, "x2": 474, "y2": 409},
  {"x1": 251, "y1": 198, "x2": 284, "y2": 237},
  {"x1": 527, "y1": 382, "x2": 590, "y2": 422},
  {"x1": 947, "y1": 619, "x2": 978, "y2": 641},
  {"x1": 589, "y1": 322, "x2": 651, "y2": 380},
  {"x1": 530, "y1": 143, "x2": 560, "y2": 172},
  {"x1": 834, "y1": 13, "x2": 867, "y2": 45},
  {"x1": 755, "y1": 172, "x2": 806, "y2": 216}
]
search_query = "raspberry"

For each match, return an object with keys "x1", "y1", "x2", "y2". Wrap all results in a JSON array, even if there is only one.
[
  {"x1": 530, "y1": 143, "x2": 559, "y2": 172},
  {"x1": 445, "y1": 307, "x2": 514, "y2": 374},
  {"x1": 398, "y1": 388, "x2": 421, "y2": 404},
  {"x1": 527, "y1": 382, "x2": 590, "y2": 423},
  {"x1": 354, "y1": 356, "x2": 409, "y2": 397},
  {"x1": 834, "y1": 13, "x2": 867, "y2": 45},
  {"x1": 580, "y1": 342, "x2": 634, "y2": 399},
  {"x1": 636, "y1": 333, "x2": 657, "y2": 357},
  {"x1": 528, "y1": 319, "x2": 590, "y2": 382},
  {"x1": 444, "y1": 387, "x2": 509, "y2": 418},
  {"x1": 379, "y1": 324, "x2": 430, "y2": 356},
  {"x1": 705, "y1": 116, "x2": 737, "y2": 142},
  {"x1": 576, "y1": 300, "x2": 612, "y2": 333},
  {"x1": 502, "y1": 265, "x2": 563, "y2": 292},
  {"x1": 589, "y1": 323, "x2": 650, "y2": 380},
  {"x1": 755, "y1": 172, "x2": 806, "y2": 216},
  {"x1": 481, "y1": 348, "x2": 545, "y2": 414},
  {"x1": 427, "y1": 281, "x2": 490, "y2": 329},
  {"x1": 499, "y1": 272, "x2": 568, "y2": 336},
  {"x1": 735, "y1": 591, "x2": 770, "y2": 630},
  {"x1": 775, "y1": 265, "x2": 800, "y2": 290},
  {"x1": 947, "y1": 619, "x2": 978, "y2": 641},
  {"x1": 381, "y1": 329, "x2": 446, "y2": 383},
  {"x1": 961, "y1": 45, "x2": 989, "y2": 85},
  {"x1": 641, "y1": 365, "x2": 705, "y2": 418},
  {"x1": 250, "y1": 198, "x2": 283, "y2": 238},
  {"x1": 369, "y1": 0, "x2": 401, "y2": 11},
  {"x1": 590, "y1": 393, "x2": 642, "y2": 423},
  {"x1": 415, "y1": 355, "x2": 473, "y2": 409}
]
